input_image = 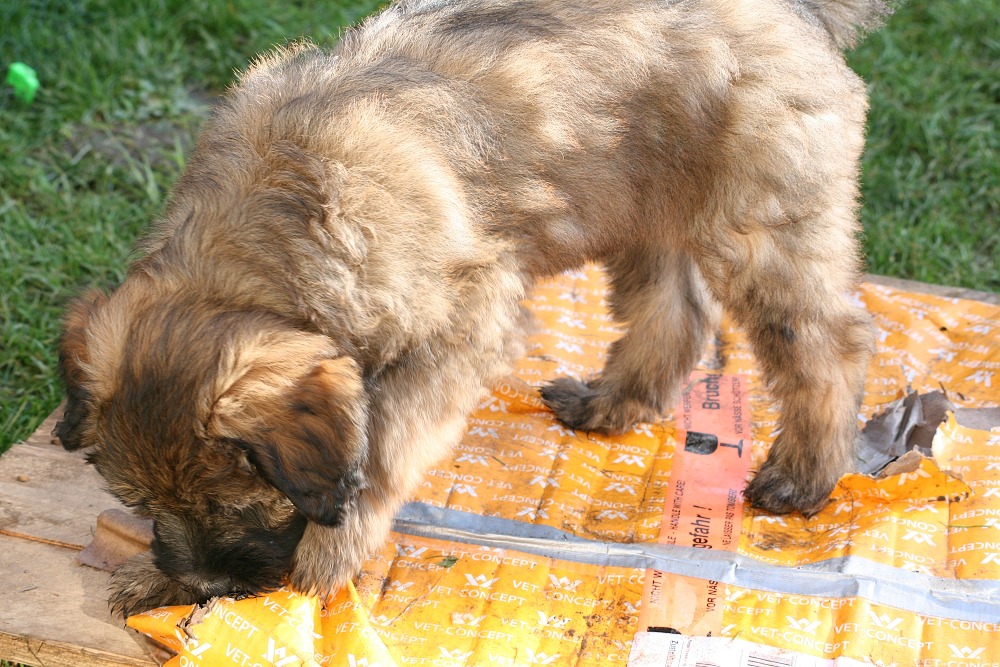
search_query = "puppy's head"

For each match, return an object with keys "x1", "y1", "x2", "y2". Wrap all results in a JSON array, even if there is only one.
[{"x1": 56, "y1": 289, "x2": 369, "y2": 615}]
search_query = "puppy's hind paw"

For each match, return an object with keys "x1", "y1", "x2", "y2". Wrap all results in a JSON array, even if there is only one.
[{"x1": 743, "y1": 462, "x2": 833, "y2": 518}]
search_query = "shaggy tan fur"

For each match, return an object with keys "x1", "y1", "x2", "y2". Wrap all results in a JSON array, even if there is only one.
[{"x1": 57, "y1": 0, "x2": 888, "y2": 614}]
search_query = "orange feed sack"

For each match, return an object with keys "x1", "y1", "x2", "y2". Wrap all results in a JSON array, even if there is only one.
[{"x1": 129, "y1": 269, "x2": 1000, "y2": 667}]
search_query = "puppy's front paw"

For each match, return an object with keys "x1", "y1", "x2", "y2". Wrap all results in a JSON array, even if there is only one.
[
  {"x1": 743, "y1": 459, "x2": 834, "y2": 517},
  {"x1": 290, "y1": 507, "x2": 391, "y2": 596},
  {"x1": 540, "y1": 377, "x2": 653, "y2": 435},
  {"x1": 289, "y1": 552, "x2": 359, "y2": 596}
]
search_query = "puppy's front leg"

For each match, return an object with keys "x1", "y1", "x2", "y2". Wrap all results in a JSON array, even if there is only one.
[
  {"x1": 291, "y1": 264, "x2": 528, "y2": 593},
  {"x1": 542, "y1": 246, "x2": 719, "y2": 434},
  {"x1": 291, "y1": 408, "x2": 470, "y2": 593}
]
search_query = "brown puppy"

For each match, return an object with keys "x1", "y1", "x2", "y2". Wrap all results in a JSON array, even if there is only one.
[{"x1": 57, "y1": 0, "x2": 888, "y2": 615}]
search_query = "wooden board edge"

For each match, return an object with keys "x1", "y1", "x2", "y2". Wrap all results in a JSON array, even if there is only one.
[
  {"x1": 0, "y1": 630, "x2": 154, "y2": 667},
  {"x1": 22, "y1": 407, "x2": 64, "y2": 449},
  {"x1": 865, "y1": 274, "x2": 1000, "y2": 305}
]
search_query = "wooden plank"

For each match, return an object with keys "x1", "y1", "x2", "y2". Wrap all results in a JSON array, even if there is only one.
[
  {"x1": 0, "y1": 537, "x2": 154, "y2": 666},
  {"x1": 0, "y1": 406, "x2": 152, "y2": 666},
  {"x1": 0, "y1": 443, "x2": 126, "y2": 548},
  {"x1": 20, "y1": 409, "x2": 63, "y2": 449},
  {"x1": 865, "y1": 274, "x2": 1000, "y2": 305},
  {"x1": 0, "y1": 632, "x2": 151, "y2": 667}
]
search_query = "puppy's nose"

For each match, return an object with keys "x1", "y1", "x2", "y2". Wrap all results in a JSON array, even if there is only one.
[{"x1": 189, "y1": 576, "x2": 234, "y2": 600}]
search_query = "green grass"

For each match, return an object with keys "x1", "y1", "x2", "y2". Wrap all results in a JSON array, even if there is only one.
[
  {"x1": 848, "y1": 0, "x2": 1000, "y2": 290},
  {"x1": 0, "y1": 0, "x2": 383, "y2": 458},
  {"x1": 1, "y1": 0, "x2": 997, "y2": 457}
]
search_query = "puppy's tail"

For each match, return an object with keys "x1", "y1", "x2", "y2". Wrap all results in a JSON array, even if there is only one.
[{"x1": 798, "y1": 0, "x2": 898, "y2": 49}]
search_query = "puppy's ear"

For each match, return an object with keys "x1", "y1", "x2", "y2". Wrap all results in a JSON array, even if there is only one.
[
  {"x1": 209, "y1": 356, "x2": 369, "y2": 527},
  {"x1": 54, "y1": 291, "x2": 104, "y2": 451}
]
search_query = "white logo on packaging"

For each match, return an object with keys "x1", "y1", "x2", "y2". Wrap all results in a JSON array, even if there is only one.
[
  {"x1": 903, "y1": 503, "x2": 938, "y2": 513},
  {"x1": 440, "y1": 647, "x2": 474, "y2": 661},
  {"x1": 456, "y1": 454, "x2": 491, "y2": 465},
  {"x1": 949, "y1": 645, "x2": 986, "y2": 660},
  {"x1": 540, "y1": 447, "x2": 569, "y2": 460},
  {"x1": 396, "y1": 545, "x2": 428, "y2": 558},
  {"x1": 867, "y1": 612, "x2": 904, "y2": 630},
  {"x1": 187, "y1": 638, "x2": 211, "y2": 658},
  {"x1": 478, "y1": 396, "x2": 509, "y2": 412},
  {"x1": 464, "y1": 573, "x2": 499, "y2": 588},
  {"x1": 901, "y1": 530, "x2": 935, "y2": 546},
  {"x1": 833, "y1": 500, "x2": 862, "y2": 515},
  {"x1": 967, "y1": 370, "x2": 994, "y2": 387},
  {"x1": 612, "y1": 454, "x2": 645, "y2": 467},
  {"x1": 557, "y1": 315, "x2": 586, "y2": 329},
  {"x1": 784, "y1": 617, "x2": 821, "y2": 634},
  {"x1": 452, "y1": 613, "x2": 486, "y2": 626},
  {"x1": 928, "y1": 348, "x2": 956, "y2": 362},
  {"x1": 632, "y1": 424, "x2": 654, "y2": 437},
  {"x1": 548, "y1": 575, "x2": 583, "y2": 592},
  {"x1": 388, "y1": 581, "x2": 414, "y2": 592},
  {"x1": 554, "y1": 341, "x2": 584, "y2": 355},
  {"x1": 525, "y1": 649, "x2": 561, "y2": 665},
  {"x1": 758, "y1": 515, "x2": 787, "y2": 526},
  {"x1": 265, "y1": 639, "x2": 300, "y2": 667}
]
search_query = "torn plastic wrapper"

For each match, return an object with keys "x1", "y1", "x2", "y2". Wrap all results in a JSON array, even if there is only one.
[
  {"x1": 128, "y1": 581, "x2": 397, "y2": 667},
  {"x1": 855, "y1": 388, "x2": 1000, "y2": 475},
  {"x1": 854, "y1": 390, "x2": 950, "y2": 473}
]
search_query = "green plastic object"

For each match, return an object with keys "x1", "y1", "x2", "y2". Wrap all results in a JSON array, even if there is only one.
[{"x1": 7, "y1": 62, "x2": 39, "y2": 103}]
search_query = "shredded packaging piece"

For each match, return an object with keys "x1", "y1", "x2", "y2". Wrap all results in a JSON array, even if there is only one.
[
  {"x1": 629, "y1": 631, "x2": 1000, "y2": 667},
  {"x1": 128, "y1": 269, "x2": 1000, "y2": 667}
]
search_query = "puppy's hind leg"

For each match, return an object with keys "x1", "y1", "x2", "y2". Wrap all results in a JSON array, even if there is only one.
[
  {"x1": 703, "y1": 228, "x2": 875, "y2": 516},
  {"x1": 541, "y1": 246, "x2": 719, "y2": 434}
]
